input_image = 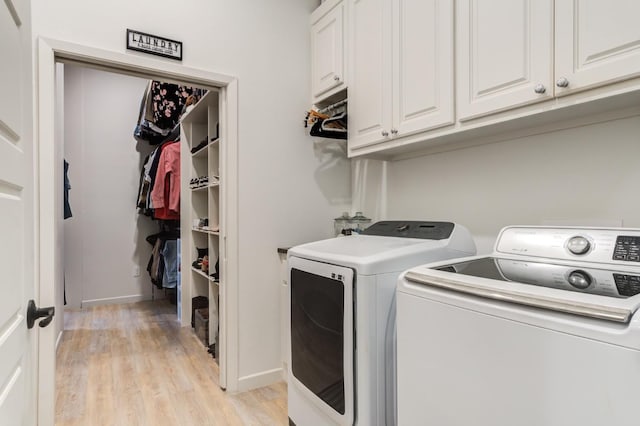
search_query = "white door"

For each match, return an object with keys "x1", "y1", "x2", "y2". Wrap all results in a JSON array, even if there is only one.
[
  {"x1": 555, "y1": 0, "x2": 640, "y2": 96},
  {"x1": 311, "y1": 2, "x2": 346, "y2": 101},
  {"x1": 0, "y1": 1, "x2": 38, "y2": 425},
  {"x1": 348, "y1": 0, "x2": 393, "y2": 151},
  {"x1": 392, "y1": 0, "x2": 454, "y2": 138},
  {"x1": 456, "y1": 0, "x2": 553, "y2": 121}
]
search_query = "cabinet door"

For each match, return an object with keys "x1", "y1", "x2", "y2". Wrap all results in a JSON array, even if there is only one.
[
  {"x1": 555, "y1": 0, "x2": 640, "y2": 96},
  {"x1": 392, "y1": 0, "x2": 454, "y2": 137},
  {"x1": 456, "y1": 0, "x2": 553, "y2": 121},
  {"x1": 348, "y1": 0, "x2": 393, "y2": 150},
  {"x1": 311, "y1": 2, "x2": 345, "y2": 100}
]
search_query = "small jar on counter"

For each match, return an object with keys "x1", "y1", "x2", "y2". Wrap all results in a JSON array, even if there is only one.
[
  {"x1": 334, "y1": 212, "x2": 351, "y2": 237},
  {"x1": 348, "y1": 211, "x2": 372, "y2": 234}
]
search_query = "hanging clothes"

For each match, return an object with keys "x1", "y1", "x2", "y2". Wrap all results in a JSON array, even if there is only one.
[
  {"x1": 310, "y1": 111, "x2": 347, "y2": 139},
  {"x1": 150, "y1": 82, "x2": 204, "y2": 131},
  {"x1": 134, "y1": 81, "x2": 206, "y2": 145},
  {"x1": 146, "y1": 229, "x2": 179, "y2": 289},
  {"x1": 133, "y1": 82, "x2": 168, "y2": 145},
  {"x1": 151, "y1": 141, "x2": 181, "y2": 220},
  {"x1": 162, "y1": 239, "x2": 178, "y2": 289},
  {"x1": 63, "y1": 159, "x2": 73, "y2": 219}
]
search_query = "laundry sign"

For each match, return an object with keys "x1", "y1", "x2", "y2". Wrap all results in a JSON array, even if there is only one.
[{"x1": 126, "y1": 29, "x2": 183, "y2": 61}]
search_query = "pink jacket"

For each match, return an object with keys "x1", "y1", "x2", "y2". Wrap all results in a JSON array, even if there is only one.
[{"x1": 151, "y1": 142, "x2": 181, "y2": 214}]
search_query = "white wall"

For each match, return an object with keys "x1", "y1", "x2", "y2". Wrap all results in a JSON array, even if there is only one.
[
  {"x1": 386, "y1": 115, "x2": 640, "y2": 254},
  {"x1": 63, "y1": 65, "x2": 157, "y2": 307},
  {"x1": 33, "y1": 0, "x2": 351, "y2": 388}
]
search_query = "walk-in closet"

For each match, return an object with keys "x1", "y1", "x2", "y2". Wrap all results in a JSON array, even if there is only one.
[{"x1": 58, "y1": 62, "x2": 228, "y2": 407}]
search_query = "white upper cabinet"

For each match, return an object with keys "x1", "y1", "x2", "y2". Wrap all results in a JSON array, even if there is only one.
[
  {"x1": 456, "y1": 0, "x2": 554, "y2": 121},
  {"x1": 349, "y1": 0, "x2": 454, "y2": 151},
  {"x1": 311, "y1": 0, "x2": 346, "y2": 102},
  {"x1": 348, "y1": 0, "x2": 392, "y2": 149},
  {"x1": 555, "y1": 0, "x2": 640, "y2": 96},
  {"x1": 393, "y1": 0, "x2": 454, "y2": 136}
]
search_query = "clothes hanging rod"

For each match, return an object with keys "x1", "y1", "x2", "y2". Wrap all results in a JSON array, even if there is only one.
[{"x1": 318, "y1": 98, "x2": 347, "y2": 114}]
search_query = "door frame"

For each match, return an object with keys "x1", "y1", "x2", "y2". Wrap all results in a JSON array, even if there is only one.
[{"x1": 35, "y1": 37, "x2": 241, "y2": 424}]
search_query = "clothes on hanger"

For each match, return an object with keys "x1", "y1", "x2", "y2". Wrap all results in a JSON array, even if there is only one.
[
  {"x1": 134, "y1": 82, "x2": 169, "y2": 145},
  {"x1": 136, "y1": 139, "x2": 181, "y2": 218},
  {"x1": 150, "y1": 82, "x2": 205, "y2": 131},
  {"x1": 310, "y1": 111, "x2": 347, "y2": 139},
  {"x1": 146, "y1": 229, "x2": 180, "y2": 290},
  {"x1": 151, "y1": 141, "x2": 181, "y2": 220},
  {"x1": 134, "y1": 81, "x2": 206, "y2": 145},
  {"x1": 63, "y1": 159, "x2": 73, "y2": 219}
]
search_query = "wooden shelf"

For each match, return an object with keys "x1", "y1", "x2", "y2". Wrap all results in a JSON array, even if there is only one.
[
  {"x1": 191, "y1": 139, "x2": 219, "y2": 158},
  {"x1": 181, "y1": 91, "x2": 216, "y2": 124},
  {"x1": 190, "y1": 182, "x2": 218, "y2": 192},
  {"x1": 192, "y1": 227, "x2": 220, "y2": 235},
  {"x1": 191, "y1": 267, "x2": 219, "y2": 284},
  {"x1": 191, "y1": 145, "x2": 208, "y2": 158}
]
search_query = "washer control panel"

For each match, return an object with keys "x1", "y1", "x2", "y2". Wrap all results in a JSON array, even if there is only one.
[
  {"x1": 613, "y1": 236, "x2": 640, "y2": 262},
  {"x1": 496, "y1": 227, "x2": 640, "y2": 265}
]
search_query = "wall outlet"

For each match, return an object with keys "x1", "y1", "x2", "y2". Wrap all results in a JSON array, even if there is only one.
[{"x1": 133, "y1": 266, "x2": 140, "y2": 277}]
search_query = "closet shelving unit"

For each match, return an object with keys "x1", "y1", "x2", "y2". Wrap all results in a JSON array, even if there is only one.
[{"x1": 180, "y1": 90, "x2": 225, "y2": 370}]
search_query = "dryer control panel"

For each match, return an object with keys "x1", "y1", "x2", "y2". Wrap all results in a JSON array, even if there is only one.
[{"x1": 496, "y1": 226, "x2": 640, "y2": 266}]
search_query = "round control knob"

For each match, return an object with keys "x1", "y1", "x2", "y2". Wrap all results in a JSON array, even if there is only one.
[
  {"x1": 567, "y1": 236, "x2": 591, "y2": 255},
  {"x1": 556, "y1": 77, "x2": 570, "y2": 88},
  {"x1": 567, "y1": 270, "x2": 592, "y2": 290}
]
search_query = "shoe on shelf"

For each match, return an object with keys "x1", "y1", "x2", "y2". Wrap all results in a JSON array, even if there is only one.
[{"x1": 190, "y1": 136, "x2": 209, "y2": 154}]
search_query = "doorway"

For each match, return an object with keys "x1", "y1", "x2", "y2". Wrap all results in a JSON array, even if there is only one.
[{"x1": 37, "y1": 38, "x2": 241, "y2": 424}]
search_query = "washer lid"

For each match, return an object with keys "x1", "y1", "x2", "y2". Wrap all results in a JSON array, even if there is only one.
[{"x1": 403, "y1": 256, "x2": 640, "y2": 323}]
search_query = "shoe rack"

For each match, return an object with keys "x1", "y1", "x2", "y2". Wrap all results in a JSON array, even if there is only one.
[{"x1": 180, "y1": 90, "x2": 223, "y2": 367}]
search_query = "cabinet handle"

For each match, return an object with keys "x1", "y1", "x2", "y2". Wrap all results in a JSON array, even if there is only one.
[
  {"x1": 390, "y1": 128, "x2": 398, "y2": 135},
  {"x1": 533, "y1": 84, "x2": 546, "y2": 94},
  {"x1": 334, "y1": 75, "x2": 340, "y2": 81},
  {"x1": 381, "y1": 130, "x2": 389, "y2": 137},
  {"x1": 556, "y1": 77, "x2": 569, "y2": 88}
]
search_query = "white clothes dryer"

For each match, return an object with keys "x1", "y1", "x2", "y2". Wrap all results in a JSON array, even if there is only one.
[
  {"x1": 287, "y1": 221, "x2": 476, "y2": 426},
  {"x1": 397, "y1": 226, "x2": 640, "y2": 426}
]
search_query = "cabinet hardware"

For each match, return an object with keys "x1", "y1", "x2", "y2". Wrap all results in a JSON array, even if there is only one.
[
  {"x1": 556, "y1": 77, "x2": 569, "y2": 88},
  {"x1": 533, "y1": 84, "x2": 546, "y2": 94},
  {"x1": 381, "y1": 130, "x2": 389, "y2": 137}
]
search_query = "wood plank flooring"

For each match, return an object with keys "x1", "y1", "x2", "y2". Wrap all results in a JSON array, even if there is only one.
[{"x1": 55, "y1": 300, "x2": 288, "y2": 426}]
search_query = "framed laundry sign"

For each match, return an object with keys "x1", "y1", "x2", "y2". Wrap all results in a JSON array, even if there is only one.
[{"x1": 126, "y1": 29, "x2": 183, "y2": 61}]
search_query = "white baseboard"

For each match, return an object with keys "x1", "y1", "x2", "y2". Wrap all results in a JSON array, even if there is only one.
[
  {"x1": 81, "y1": 294, "x2": 151, "y2": 308},
  {"x1": 237, "y1": 367, "x2": 284, "y2": 392}
]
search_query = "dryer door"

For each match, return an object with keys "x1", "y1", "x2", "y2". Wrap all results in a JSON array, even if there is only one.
[{"x1": 288, "y1": 256, "x2": 355, "y2": 425}]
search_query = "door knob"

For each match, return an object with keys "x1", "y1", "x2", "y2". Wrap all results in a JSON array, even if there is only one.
[
  {"x1": 391, "y1": 128, "x2": 398, "y2": 135},
  {"x1": 533, "y1": 84, "x2": 546, "y2": 94},
  {"x1": 334, "y1": 75, "x2": 340, "y2": 81},
  {"x1": 381, "y1": 130, "x2": 389, "y2": 137},
  {"x1": 27, "y1": 300, "x2": 55, "y2": 329},
  {"x1": 556, "y1": 77, "x2": 569, "y2": 88}
]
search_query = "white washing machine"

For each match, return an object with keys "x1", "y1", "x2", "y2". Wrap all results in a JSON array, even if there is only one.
[
  {"x1": 397, "y1": 226, "x2": 640, "y2": 426},
  {"x1": 287, "y1": 221, "x2": 476, "y2": 426}
]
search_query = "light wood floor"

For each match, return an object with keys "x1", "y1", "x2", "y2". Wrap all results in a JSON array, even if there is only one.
[{"x1": 55, "y1": 300, "x2": 288, "y2": 426}]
